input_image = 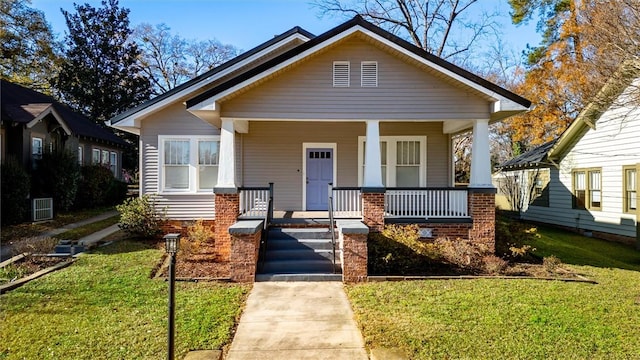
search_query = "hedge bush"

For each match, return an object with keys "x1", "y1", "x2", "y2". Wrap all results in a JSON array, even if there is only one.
[
  {"x1": 1, "y1": 157, "x2": 31, "y2": 225},
  {"x1": 32, "y1": 150, "x2": 80, "y2": 212}
]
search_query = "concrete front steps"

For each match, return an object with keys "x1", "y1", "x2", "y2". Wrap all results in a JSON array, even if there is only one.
[{"x1": 256, "y1": 227, "x2": 342, "y2": 281}]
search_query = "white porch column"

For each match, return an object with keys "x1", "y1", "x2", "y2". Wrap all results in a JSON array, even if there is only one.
[
  {"x1": 363, "y1": 120, "x2": 383, "y2": 188},
  {"x1": 469, "y1": 119, "x2": 493, "y2": 188},
  {"x1": 216, "y1": 118, "x2": 236, "y2": 190}
]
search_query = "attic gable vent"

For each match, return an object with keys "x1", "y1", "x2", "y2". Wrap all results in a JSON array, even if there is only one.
[
  {"x1": 361, "y1": 61, "x2": 378, "y2": 87},
  {"x1": 333, "y1": 61, "x2": 350, "y2": 87}
]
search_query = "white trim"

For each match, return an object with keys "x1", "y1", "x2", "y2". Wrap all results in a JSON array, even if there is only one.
[
  {"x1": 158, "y1": 135, "x2": 221, "y2": 194},
  {"x1": 217, "y1": 119, "x2": 236, "y2": 188},
  {"x1": 26, "y1": 105, "x2": 72, "y2": 135},
  {"x1": 188, "y1": 25, "x2": 528, "y2": 115},
  {"x1": 357, "y1": 135, "x2": 427, "y2": 187},
  {"x1": 302, "y1": 142, "x2": 337, "y2": 211},
  {"x1": 469, "y1": 119, "x2": 493, "y2": 187},
  {"x1": 112, "y1": 33, "x2": 311, "y2": 129},
  {"x1": 333, "y1": 61, "x2": 350, "y2": 87},
  {"x1": 361, "y1": 61, "x2": 378, "y2": 87}
]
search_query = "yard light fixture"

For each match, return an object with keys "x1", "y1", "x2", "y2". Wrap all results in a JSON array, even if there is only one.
[{"x1": 164, "y1": 233, "x2": 180, "y2": 360}]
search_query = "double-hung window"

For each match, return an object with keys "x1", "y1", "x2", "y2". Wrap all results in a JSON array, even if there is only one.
[
  {"x1": 358, "y1": 136, "x2": 426, "y2": 187},
  {"x1": 572, "y1": 168, "x2": 601, "y2": 210},
  {"x1": 159, "y1": 136, "x2": 220, "y2": 193},
  {"x1": 92, "y1": 149, "x2": 101, "y2": 164},
  {"x1": 109, "y1": 151, "x2": 117, "y2": 176},
  {"x1": 624, "y1": 166, "x2": 637, "y2": 213}
]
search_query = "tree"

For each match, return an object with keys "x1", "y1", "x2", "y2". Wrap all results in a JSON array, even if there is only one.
[
  {"x1": 505, "y1": 0, "x2": 640, "y2": 150},
  {"x1": 54, "y1": 0, "x2": 151, "y2": 124},
  {"x1": 0, "y1": 0, "x2": 61, "y2": 92},
  {"x1": 133, "y1": 23, "x2": 239, "y2": 95},
  {"x1": 312, "y1": 0, "x2": 499, "y2": 61}
]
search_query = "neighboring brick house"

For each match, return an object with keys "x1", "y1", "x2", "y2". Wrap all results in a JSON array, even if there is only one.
[
  {"x1": 110, "y1": 17, "x2": 530, "y2": 282},
  {"x1": 1, "y1": 80, "x2": 127, "y2": 177}
]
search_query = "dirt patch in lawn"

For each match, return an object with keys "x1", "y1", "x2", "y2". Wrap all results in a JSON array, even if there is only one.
[
  {"x1": 153, "y1": 241, "x2": 231, "y2": 280},
  {"x1": 1, "y1": 255, "x2": 72, "y2": 286}
]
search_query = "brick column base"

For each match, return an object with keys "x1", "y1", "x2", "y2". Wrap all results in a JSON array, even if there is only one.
[
  {"x1": 214, "y1": 192, "x2": 239, "y2": 262},
  {"x1": 468, "y1": 190, "x2": 496, "y2": 253},
  {"x1": 229, "y1": 230, "x2": 261, "y2": 283},
  {"x1": 340, "y1": 221, "x2": 370, "y2": 283},
  {"x1": 362, "y1": 191, "x2": 385, "y2": 232}
]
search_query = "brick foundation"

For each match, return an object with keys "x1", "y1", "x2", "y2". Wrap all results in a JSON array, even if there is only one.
[
  {"x1": 468, "y1": 190, "x2": 496, "y2": 253},
  {"x1": 214, "y1": 192, "x2": 239, "y2": 262},
  {"x1": 362, "y1": 192, "x2": 385, "y2": 232},
  {"x1": 420, "y1": 223, "x2": 472, "y2": 240}
]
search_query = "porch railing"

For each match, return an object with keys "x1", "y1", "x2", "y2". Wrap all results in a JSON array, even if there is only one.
[
  {"x1": 331, "y1": 186, "x2": 362, "y2": 218},
  {"x1": 239, "y1": 184, "x2": 273, "y2": 219},
  {"x1": 385, "y1": 188, "x2": 469, "y2": 218}
]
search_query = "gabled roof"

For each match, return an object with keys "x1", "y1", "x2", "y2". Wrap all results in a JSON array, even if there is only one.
[
  {"x1": 109, "y1": 25, "x2": 315, "y2": 126},
  {"x1": 498, "y1": 140, "x2": 557, "y2": 171},
  {"x1": 1, "y1": 80, "x2": 127, "y2": 146},
  {"x1": 547, "y1": 60, "x2": 640, "y2": 161},
  {"x1": 187, "y1": 16, "x2": 531, "y2": 110},
  {"x1": 111, "y1": 16, "x2": 530, "y2": 131}
]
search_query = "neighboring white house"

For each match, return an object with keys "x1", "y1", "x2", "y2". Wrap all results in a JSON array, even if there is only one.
[{"x1": 500, "y1": 62, "x2": 640, "y2": 245}]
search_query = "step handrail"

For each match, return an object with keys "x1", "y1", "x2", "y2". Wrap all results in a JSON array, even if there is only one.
[
  {"x1": 258, "y1": 183, "x2": 274, "y2": 273},
  {"x1": 327, "y1": 183, "x2": 337, "y2": 274}
]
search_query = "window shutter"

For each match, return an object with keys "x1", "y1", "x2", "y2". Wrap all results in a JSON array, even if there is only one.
[
  {"x1": 333, "y1": 61, "x2": 350, "y2": 87},
  {"x1": 361, "y1": 61, "x2": 378, "y2": 87}
]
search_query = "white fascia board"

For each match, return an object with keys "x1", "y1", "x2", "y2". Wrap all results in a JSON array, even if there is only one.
[
  {"x1": 492, "y1": 98, "x2": 529, "y2": 113},
  {"x1": 26, "y1": 105, "x2": 72, "y2": 135},
  {"x1": 442, "y1": 120, "x2": 474, "y2": 134},
  {"x1": 110, "y1": 123, "x2": 140, "y2": 135},
  {"x1": 114, "y1": 33, "x2": 311, "y2": 128}
]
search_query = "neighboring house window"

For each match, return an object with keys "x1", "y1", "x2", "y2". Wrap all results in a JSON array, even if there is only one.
[
  {"x1": 358, "y1": 136, "x2": 426, "y2": 187},
  {"x1": 333, "y1": 61, "x2": 350, "y2": 87},
  {"x1": 110, "y1": 151, "x2": 117, "y2": 176},
  {"x1": 101, "y1": 150, "x2": 109, "y2": 165},
  {"x1": 624, "y1": 166, "x2": 637, "y2": 213},
  {"x1": 78, "y1": 146, "x2": 84, "y2": 165},
  {"x1": 572, "y1": 168, "x2": 601, "y2": 210},
  {"x1": 92, "y1": 149, "x2": 101, "y2": 164},
  {"x1": 159, "y1": 135, "x2": 220, "y2": 192},
  {"x1": 32, "y1": 137, "x2": 43, "y2": 168},
  {"x1": 361, "y1": 61, "x2": 378, "y2": 87}
]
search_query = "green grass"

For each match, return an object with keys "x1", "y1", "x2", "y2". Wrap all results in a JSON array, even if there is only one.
[
  {"x1": 0, "y1": 241, "x2": 249, "y2": 360},
  {"x1": 52, "y1": 215, "x2": 120, "y2": 240},
  {"x1": 347, "y1": 226, "x2": 640, "y2": 359}
]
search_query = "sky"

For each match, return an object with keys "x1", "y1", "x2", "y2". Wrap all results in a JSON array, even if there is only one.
[{"x1": 31, "y1": 0, "x2": 541, "y2": 60}]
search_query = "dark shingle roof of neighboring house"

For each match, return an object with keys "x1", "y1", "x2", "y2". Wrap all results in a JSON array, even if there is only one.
[
  {"x1": 186, "y1": 16, "x2": 532, "y2": 109},
  {"x1": 1, "y1": 80, "x2": 127, "y2": 146},
  {"x1": 498, "y1": 140, "x2": 557, "y2": 171}
]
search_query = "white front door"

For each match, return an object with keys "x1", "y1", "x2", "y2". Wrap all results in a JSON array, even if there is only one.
[{"x1": 306, "y1": 148, "x2": 333, "y2": 210}]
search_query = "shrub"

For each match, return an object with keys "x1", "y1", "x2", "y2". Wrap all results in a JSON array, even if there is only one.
[
  {"x1": 381, "y1": 224, "x2": 440, "y2": 258},
  {"x1": 116, "y1": 195, "x2": 166, "y2": 238},
  {"x1": 543, "y1": 255, "x2": 562, "y2": 273},
  {"x1": 482, "y1": 255, "x2": 509, "y2": 275},
  {"x1": 433, "y1": 238, "x2": 488, "y2": 271},
  {"x1": 32, "y1": 150, "x2": 81, "y2": 212},
  {"x1": 105, "y1": 180, "x2": 128, "y2": 206},
  {"x1": 1, "y1": 157, "x2": 31, "y2": 225},
  {"x1": 495, "y1": 213, "x2": 539, "y2": 262},
  {"x1": 75, "y1": 165, "x2": 114, "y2": 208},
  {"x1": 180, "y1": 219, "x2": 215, "y2": 255}
]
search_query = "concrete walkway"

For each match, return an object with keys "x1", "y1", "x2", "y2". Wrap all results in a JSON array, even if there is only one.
[
  {"x1": 41, "y1": 210, "x2": 119, "y2": 237},
  {"x1": 225, "y1": 282, "x2": 368, "y2": 360}
]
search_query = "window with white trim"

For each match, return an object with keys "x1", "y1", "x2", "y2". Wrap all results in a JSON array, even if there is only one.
[
  {"x1": 78, "y1": 146, "x2": 84, "y2": 165},
  {"x1": 358, "y1": 136, "x2": 426, "y2": 187},
  {"x1": 159, "y1": 135, "x2": 220, "y2": 193},
  {"x1": 32, "y1": 137, "x2": 43, "y2": 168},
  {"x1": 110, "y1": 151, "x2": 117, "y2": 176},
  {"x1": 361, "y1": 61, "x2": 378, "y2": 87},
  {"x1": 101, "y1": 150, "x2": 109, "y2": 166},
  {"x1": 333, "y1": 61, "x2": 350, "y2": 87},
  {"x1": 92, "y1": 149, "x2": 100, "y2": 164}
]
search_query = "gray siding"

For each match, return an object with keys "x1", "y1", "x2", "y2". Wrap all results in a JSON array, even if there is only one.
[
  {"x1": 221, "y1": 37, "x2": 490, "y2": 120},
  {"x1": 241, "y1": 121, "x2": 449, "y2": 211},
  {"x1": 140, "y1": 103, "x2": 219, "y2": 220}
]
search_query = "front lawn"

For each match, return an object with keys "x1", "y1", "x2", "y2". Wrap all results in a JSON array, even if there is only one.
[
  {"x1": 0, "y1": 241, "x2": 249, "y2": 360},
  {"x1": 347, "y1": 226, "x2": 640, "y2": 359}
]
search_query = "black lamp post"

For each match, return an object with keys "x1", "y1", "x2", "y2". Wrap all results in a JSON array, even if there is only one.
[{"x1": 164, "y1": 233, "x2": 180, "y2": 360}]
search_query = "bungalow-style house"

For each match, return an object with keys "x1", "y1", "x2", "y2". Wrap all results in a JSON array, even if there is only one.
[
  {"x1": 1, "y1": 80, "x2": 127, "y2": 177},
  {"x1": 498, "y1": 62, "x2": 639, "y2": 246},
  {"x1": 109, "y1": 17, "x2": 530, "y2": 282}
]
